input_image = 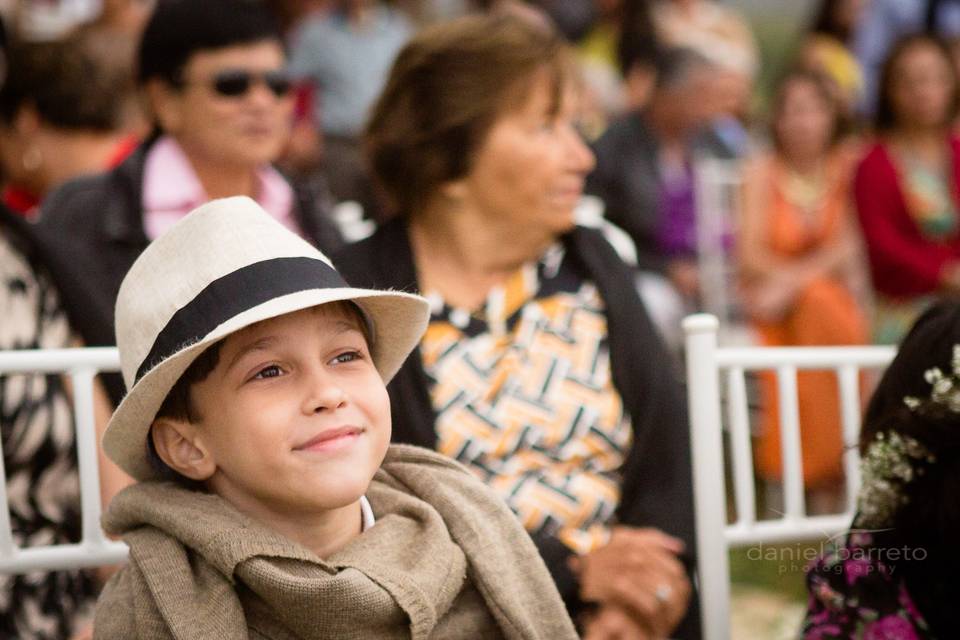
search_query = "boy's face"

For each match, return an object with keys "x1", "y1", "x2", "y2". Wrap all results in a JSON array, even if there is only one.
[{"x1": 186, "y1": 304, "x2": 390, "y2": 519}]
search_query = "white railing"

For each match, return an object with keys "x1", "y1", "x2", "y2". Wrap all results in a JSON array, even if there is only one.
[
  {"x1": 683, "y1": 314, "x2": 896, "y2": 640},
  {"x1": 0, "y1": 348, "x2": 128, "y2": 574}
]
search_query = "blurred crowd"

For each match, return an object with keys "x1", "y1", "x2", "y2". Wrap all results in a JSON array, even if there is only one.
[
  {"x1": 8, "y1": 0, "x2": 960, "y2": 349},
  {"x1": 3, "y1": 0, "x2": 960, "y2": 638}
]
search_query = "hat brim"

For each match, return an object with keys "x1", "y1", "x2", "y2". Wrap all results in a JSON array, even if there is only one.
[{"x1": 104, "y1": 288, "x2": 429, "y2": 481}]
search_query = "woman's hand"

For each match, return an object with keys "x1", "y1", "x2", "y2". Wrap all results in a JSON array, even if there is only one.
[
  {"x1": 667, "y1": 260, "x2": 700, "y2": 299},
  {"x1": 572, "y1": 527, "x2": 691, "y2": 638},
  {"x1": 743, "y1": 276, "x2": 799, "y2": 322},
  {"x1": 583, "y1": 604, "x2": 654, "y2": 640}
]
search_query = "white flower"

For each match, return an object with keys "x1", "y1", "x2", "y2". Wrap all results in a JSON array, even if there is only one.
[{"x1": 925, "y1": 367, "x2": 944, "y2": 385}]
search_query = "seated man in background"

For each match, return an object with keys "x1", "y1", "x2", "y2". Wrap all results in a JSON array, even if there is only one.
[
  {"x1": 32, "y1": 0, "x2": 342, "y2": 405},
  {"x1": 586, "y1": 46, "x2": 737, "y2": 303}
]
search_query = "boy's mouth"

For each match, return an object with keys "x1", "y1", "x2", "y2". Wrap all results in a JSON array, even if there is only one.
[{"x1": 294, "y1": 426, "x2": 364, "y2": 453}]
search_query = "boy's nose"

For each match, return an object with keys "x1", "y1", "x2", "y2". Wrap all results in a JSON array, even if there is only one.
[{"x1": 301, "y1": 370, "x2": 347, "y2": 414}]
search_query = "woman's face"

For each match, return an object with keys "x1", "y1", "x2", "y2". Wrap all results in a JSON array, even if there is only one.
[
  {"x1": 889, "y1": 41, "x2": 956, "y2": 130},
  {"x1": 152, "y1": 40, "x2": 293, "y2": 170},
  {"x1": 774, "y1": 78, "x2": 835, "y2": 161},
  {"x1": 454, "y1": 72, "x2": 596, "y2": 236},
  {"x1": 831, "y1": 0, "x2": 866, "y2": 35}
]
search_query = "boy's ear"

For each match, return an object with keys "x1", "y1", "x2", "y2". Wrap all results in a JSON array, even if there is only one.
[{"x1": 151, "y1": 418, "x2": 216, "y2": 481}]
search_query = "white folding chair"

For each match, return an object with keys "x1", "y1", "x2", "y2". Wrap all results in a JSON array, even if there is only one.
[
  {"x1": 693, "y1": 157, "x2": 743, "y2": 340},
  {"x1": 683, "y1": 314, "x2": 896, "y2": 640},
  {"x1": 0, "y1": 347, "x2": 128, "y2": 574}
]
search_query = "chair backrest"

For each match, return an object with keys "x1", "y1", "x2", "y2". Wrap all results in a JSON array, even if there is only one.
[
  {"x1": 682, "y1": 314, "x2": 896, "y2": 640},
  {"x1": 0, "y1": 347, "x2": 128, "y2": 574},
  {"x1": 693, "y1": 157, "x2": 742, "y2": 336}
]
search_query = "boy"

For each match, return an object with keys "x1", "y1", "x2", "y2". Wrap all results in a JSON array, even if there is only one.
[{"x1": 93, "y1": 197, "x2": 577, "y2": 639}]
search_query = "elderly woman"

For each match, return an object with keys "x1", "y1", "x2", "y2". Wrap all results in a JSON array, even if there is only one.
[
  {"x1": 335, "y1": 14, "x2": 697, "y2": 639},
  {"x1": 32, "y1": 0, "x2": 341, "y2": 404}
]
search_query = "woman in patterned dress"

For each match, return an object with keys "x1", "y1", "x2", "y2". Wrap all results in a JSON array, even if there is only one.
[
  {"x1": 739, "y1": 69, "x2": 870, "y2": 508},
  {"x1": 0, "y1": 204, "x2": 124, "y2": 638},
  {"x1": 335, "y1": 14, "x2": 698, "y2": 640}
]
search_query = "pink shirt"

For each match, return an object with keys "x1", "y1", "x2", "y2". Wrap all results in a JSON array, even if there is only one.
[{"x1": 142, "y1": 136, "x2": 298, "y2": 240}]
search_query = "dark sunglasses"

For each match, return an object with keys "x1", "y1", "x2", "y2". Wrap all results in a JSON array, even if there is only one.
[{"x1": 191, "y1": 69, "x2": 293, "y2": 98}]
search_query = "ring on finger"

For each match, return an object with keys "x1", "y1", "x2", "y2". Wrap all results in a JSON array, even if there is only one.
[{"x1": 654, "y1": 584, "x2": 673, "y2": 604}]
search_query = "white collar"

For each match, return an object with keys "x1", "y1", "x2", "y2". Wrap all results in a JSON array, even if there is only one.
[{"x1": 360, "y1": 495, "x2": 375, "y2": 531}]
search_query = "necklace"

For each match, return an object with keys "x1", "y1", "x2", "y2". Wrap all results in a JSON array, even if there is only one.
[{"x1": 782, "y1": 165, "x2": 828, "y2": 222}]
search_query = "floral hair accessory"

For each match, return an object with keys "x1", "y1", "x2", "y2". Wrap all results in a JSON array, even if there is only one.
[
  {"x1": 902, "y1": 344, "x2": 960, "y2": 412},
  {"x1": 854, "y1": 431, "x2": 934, "y2": 529},
  {"x1": 853, "y1": 348, "x2": 959, "y2": 528}
]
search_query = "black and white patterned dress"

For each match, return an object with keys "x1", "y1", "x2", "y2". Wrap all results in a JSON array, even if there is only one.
[{"x1": 0, "y1": 223, "x2": 95, "y2": 639}]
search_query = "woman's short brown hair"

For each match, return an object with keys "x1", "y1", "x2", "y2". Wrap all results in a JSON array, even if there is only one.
[
  {"x1": 364, "y1": 13, "x2": 574, "y2": 216},
  {"x1": 770, "y1": 67, "x2": 850, "y2": 152}
]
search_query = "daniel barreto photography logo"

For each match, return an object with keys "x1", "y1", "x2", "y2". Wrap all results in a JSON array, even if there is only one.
[{"x1": 745, "y1": 519, "x2": 927, "y2": 576}]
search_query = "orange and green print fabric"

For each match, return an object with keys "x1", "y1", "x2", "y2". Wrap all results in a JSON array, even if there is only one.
[{"x1": 421, "y1": 244, "x2": 632, "y2": 555}]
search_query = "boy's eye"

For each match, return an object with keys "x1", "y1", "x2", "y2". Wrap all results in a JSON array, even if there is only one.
[
  {"x1": 538, "y1": 120, "x2": 557, "y2": 132},
  {"x1": 332, "y1": 350, "x2": 363, "y2": 364},
  {"x1": 253, "y1": 365, "x2": 283, "y2": 379}
]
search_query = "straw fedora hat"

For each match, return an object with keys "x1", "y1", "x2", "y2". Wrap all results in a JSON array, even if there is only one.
[{"x1": 103, "y1": 196, "x2": 430, "y2": 481}]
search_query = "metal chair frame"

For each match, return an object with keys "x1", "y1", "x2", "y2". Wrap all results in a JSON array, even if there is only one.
[{"x1": 0, "y1": 347, "x2": 128, "y2": 574}]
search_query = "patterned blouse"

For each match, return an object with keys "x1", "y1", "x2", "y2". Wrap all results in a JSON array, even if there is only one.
[
  {"x1": 420, "y1": 244, "x2": 632, "y2": 555},
  {"x1": 802, "y1": 532, "x2": 931, "y2": 639},
  {"x1": 0, "y1": 229, "x2": 95, "y2": 638}
]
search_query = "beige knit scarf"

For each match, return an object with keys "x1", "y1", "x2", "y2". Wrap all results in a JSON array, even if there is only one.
[{"x1": 93, "y1": 445, "x2": 577, "y2": 640}]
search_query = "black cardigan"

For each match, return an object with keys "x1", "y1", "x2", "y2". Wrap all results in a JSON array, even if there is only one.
[
  {"x1": 30, "y1": 138, "x2": 343, "y2": 405},
  {"x1": 334, "y1": 218, "x2": 700, "y2": 638}
]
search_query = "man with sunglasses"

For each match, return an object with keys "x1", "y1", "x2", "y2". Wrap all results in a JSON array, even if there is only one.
[{"x1": 32, "y1": 0, "x2": 343, "y2": 406}]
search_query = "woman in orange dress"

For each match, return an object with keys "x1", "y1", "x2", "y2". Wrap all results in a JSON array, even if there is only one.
[{"x1": 739, "y1": 69, "x2": 870, "y2": 499}]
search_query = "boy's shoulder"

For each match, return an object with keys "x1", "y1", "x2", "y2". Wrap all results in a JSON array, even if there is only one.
[
  {"x1": 376, "y1": 444, "x2": 487, "y2": 493},
  {"x1": 103, "y1": 480, "x2": 318, "y2": 570},
  {"x1": 94, "y1": 525, "x2": 253, "y2": 640},
  {"x1": 373, "y1": 444, "x2": 521, "y2": 530},
  {"x1": 93, "y1": 557, "x2": 151, "y2": 639},
  {"x1": 96, "y1": 484, "x2": 302, "y2": 638},
  {"x1": 381, "y1": 443, "x2": 470, "y2": 471}
]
